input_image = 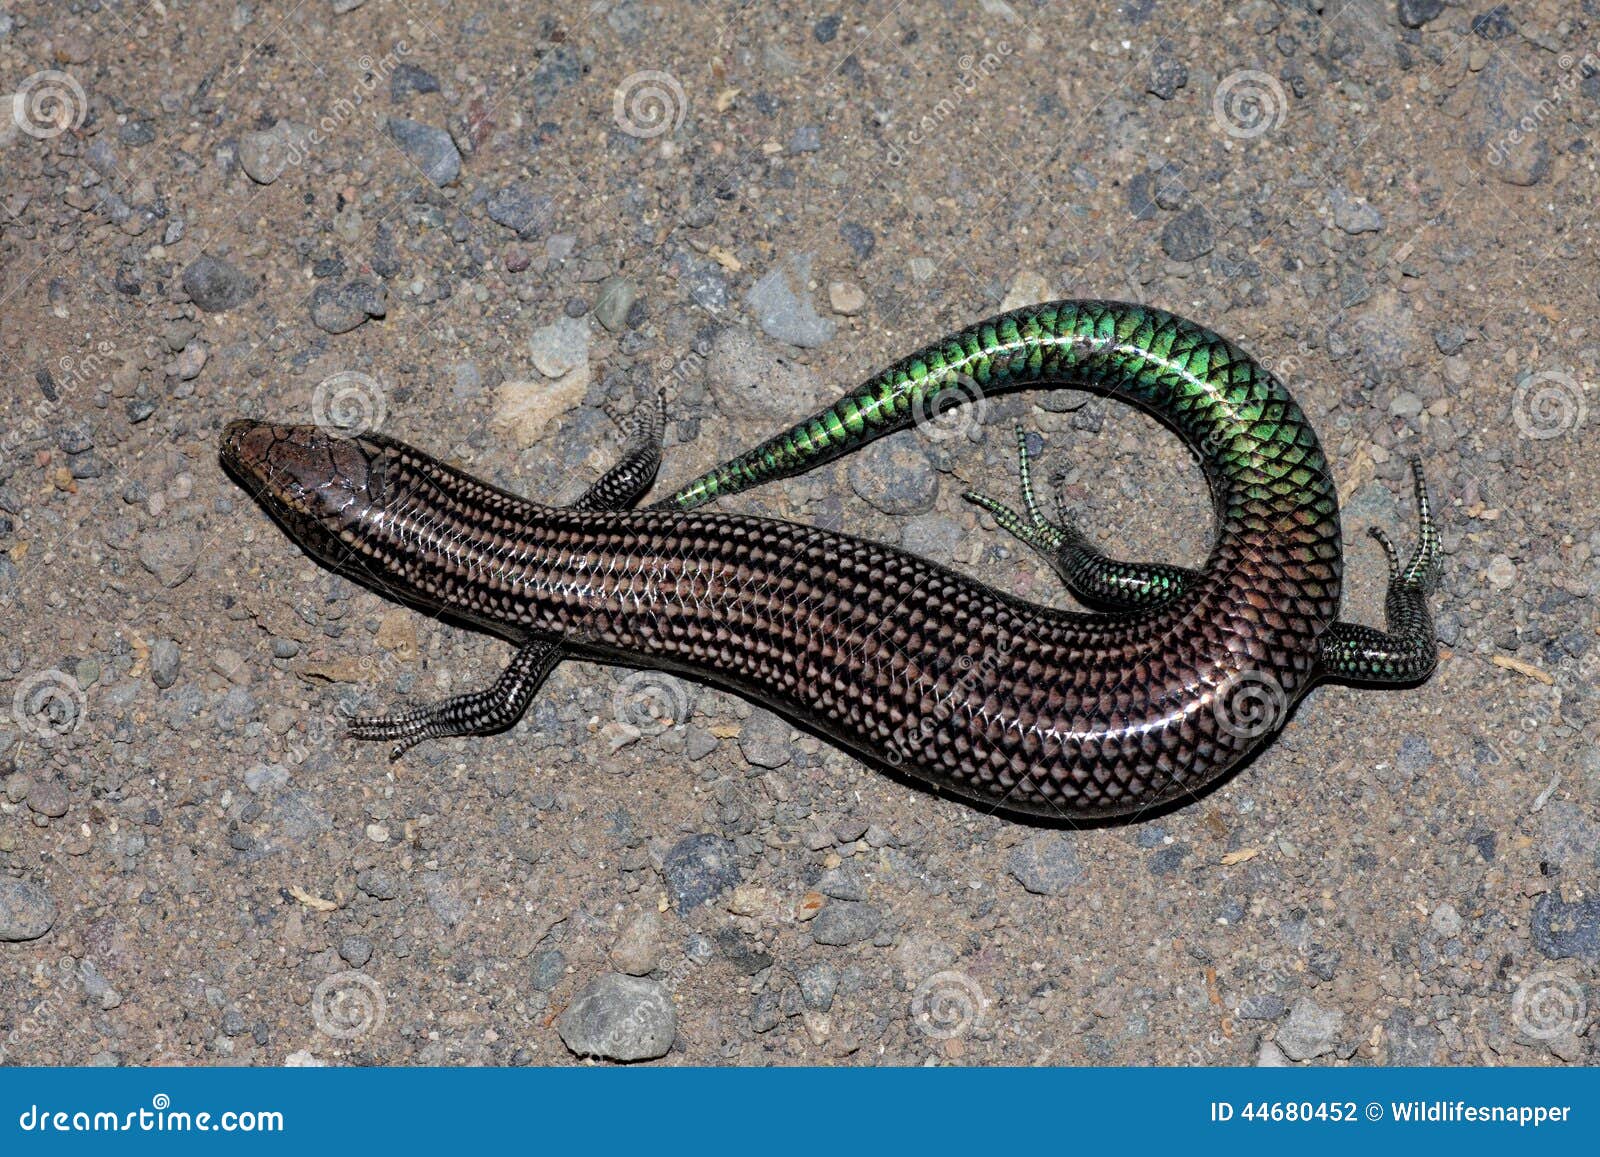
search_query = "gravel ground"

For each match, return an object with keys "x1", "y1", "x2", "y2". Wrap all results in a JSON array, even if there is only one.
[{"x1": 1, "y1": 0, "x2": 1596, "y2": 1066}]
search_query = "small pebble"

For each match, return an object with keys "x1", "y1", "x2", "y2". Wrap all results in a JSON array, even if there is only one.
[
  {"x1": 1275, "y1": 996, "x2": 1343, "y2": 1061},
  {"x1": 609, "y1": 911, "x2": 663, "y2": 976},
  {"x1": 182, "y1": 254, "x2": 255, "y2": 313},
  {"x1": 828, "y1": 281, "x2": 866, "y2": 315},
  {"x1": 385, "y1": 117, "x2": 461, "y2": 185},
  {"x1": 810, "y1": 901, "x2": 881, "y2": 946},
  {"x1": 338, "y1": 935, "x2": 373, "y2": 967},
  {"x1": 149, "y1": 639, "x2": 181, "y2": 688},
  {"x1": 661, "y1": 834, "x2": 741, "y2": 910},
  {"x1": 0, "y1": 878, "x2": 56, "y2": 941}
]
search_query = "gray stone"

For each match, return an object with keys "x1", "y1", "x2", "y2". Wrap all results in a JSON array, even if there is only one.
[
  {"x1": 899, "y1": 515, "x2": 966, "y2": 564},
  {"x1": 1237, "y1": 993, "x2": 1287, "y2": 1020},
  {"x1": 1147, "y1": 53, "x2": 1187, "y2": 100},
  {"x1": 661, "y1": 834, "x2": 741, "y2": 910},
  {"x1": 386, "y1": 117, "x2": 460, "y2": 185},
  {"x1": 745, "y1": 253, "x2": 836, "y2": 348},
  {"x1": 356, "y1": 869, "x2": 399, "y2": 900},
  {"x1": 810, "y1": 901, "x2": 881, "y2": 946},
  {"x1": 530, "y1": 948, "x2": 567, "y2": 991},
  {"x1": 26, "y1": 778, "x2": 68, "y2": 818},
  {"x1": 790, "y1": 124, "x2": 822, "y2": 153},
  {"x1": 750, "y1": 990, "x2": 781, "y2": 1033},
  {"x1": 338, "y1": 935, "x2": 373, "y2": 967},
  {"x1": 310, "y1": 279, "x2": 387, "y2": 334},
  {"x1": 557, "y1": 974, "x2": 675, "y2": 1062},
  {"x1": 797, "y1": 962, "x2": 838, "y2": 1011},
  {"x1": 1329, "y1": 186, "x2": 1382, "y2": 234},
  {"x1": 421, "y1": 871, "x2": 467, "y2": 927},
  {"x1": 840, "y1": 222, "x2": 875, "y2": 260},
  {"x1": 485, "y1": 183, "x2": 553, "y2": 238},
  {"x1": 237, "y1": 120, "x2": 307, "y2": 185},
  {"x1": 182, "y1": 254, "x2": 255, "y2": 312},
  {"x1": 594, "y1": 277, "x2": 638, "y2": 332},
  {"x1": 1160, "y1": 206, "x2": 1213, "y2": 261},
  {"x1": 1531, "y1": 891, "x2": 1600, "y2": 961},
  {"x1": 1276, "y1": 996, "x2": 1344, "y2": 1061},
  {"x1": 149, "y1": 639, "x2": 181, "y2": 688},
  {"x1": 1473, "y1": 56, "x2": 1551, "y2": 186},
  {"x1": 1385, "y1": 1013, "x2": 1442, "y2": 1064},
  {"x1": 0, "y1": 878, "x2": 55, "y2": 941},
  {"x1": 1397, "y1": 0, "x2": 1444, "y2": 28},
  {"x1": 737, "y1": 709, "x2": 794, "y2": 769},
  {"x1": 1007, "y1": 833, "x2": 1086, "y2": 896},
  {"x1": 848, "y1": 438, "x2": 938, "y2": 516},
  {"x1": 1430, "y1": 902, "x2": 1463, "y2": 939},
  {"x1": 390, "y1": 63, "x2": 440, "y2": 101}
]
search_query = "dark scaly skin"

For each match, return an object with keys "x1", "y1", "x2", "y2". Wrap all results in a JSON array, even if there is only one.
[{"x1": 220, "y1": 301, "x2": 1440, "y2": 819}]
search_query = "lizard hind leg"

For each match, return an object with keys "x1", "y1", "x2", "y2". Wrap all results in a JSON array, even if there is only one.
[
  {"x1": 1319, "y1": 456, "x2": 1442, "y2": 684},
  {"x1": 962, "y1": 425, "x2": 1200, "y2": 611}
]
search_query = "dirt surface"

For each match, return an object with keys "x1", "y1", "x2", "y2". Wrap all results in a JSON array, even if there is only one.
[{"x1": 1, "y1": 0, "x2": 1596, "y2": 1066}]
